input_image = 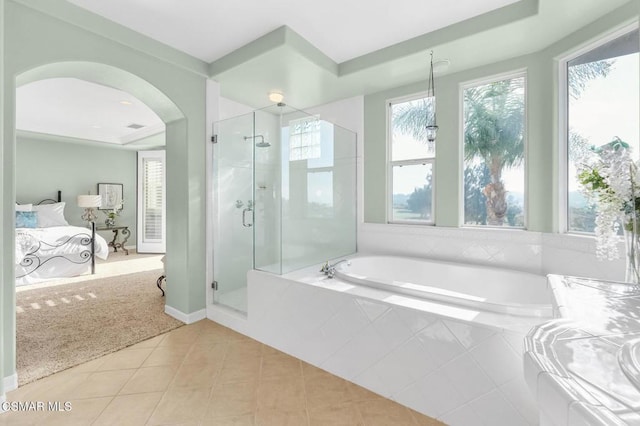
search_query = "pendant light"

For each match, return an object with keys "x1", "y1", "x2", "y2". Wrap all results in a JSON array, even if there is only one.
[{"x1": 426, "y1": 50, "x2": 438, "y2": 151}]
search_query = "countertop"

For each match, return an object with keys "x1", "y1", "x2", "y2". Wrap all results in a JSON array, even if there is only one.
[{"x1": 524, "y1": 275, "x2": 640, "y2": 425}]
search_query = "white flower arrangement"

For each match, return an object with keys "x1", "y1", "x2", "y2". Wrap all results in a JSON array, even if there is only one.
[
  {"x1": 103, "y1": 201, "x2": 124, "y2": 220},
  {"x1": 577, "y1": 137, "x2": 639, "y2": 262}
]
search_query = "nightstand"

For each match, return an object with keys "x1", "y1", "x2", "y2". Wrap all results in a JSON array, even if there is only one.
[{"x1": 96, "y1": 225, "x2": 130, "y2": 255}]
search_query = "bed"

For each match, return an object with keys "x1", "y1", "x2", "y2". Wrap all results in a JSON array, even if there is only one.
[{"x1": 15, "y1": 191, "x2": 109, "y2": 286}]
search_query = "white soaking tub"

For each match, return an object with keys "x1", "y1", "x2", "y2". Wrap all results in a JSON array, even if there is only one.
[
  {"x1": 333, "y1": 255, "x2": 552, "y2": 317},
  {"x1": 241, "y1": 258, "x2": 550, "y2": 424}
]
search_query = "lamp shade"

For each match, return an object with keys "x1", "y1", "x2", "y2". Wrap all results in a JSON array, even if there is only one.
[{"x1": 77, "y1": 195, "x2": 102, "y2": 208}]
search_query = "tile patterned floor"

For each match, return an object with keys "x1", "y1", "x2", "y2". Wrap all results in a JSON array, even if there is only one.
[{"x1": 2, "y1": 320, "x2": 444, "y2": 425}]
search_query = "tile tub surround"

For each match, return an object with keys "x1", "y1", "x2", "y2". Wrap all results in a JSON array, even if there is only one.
[
  {"x1": 240, "y1": 266, "x2": 547, "y2": 425},
  {"x1": 332, "y1": 255, "x2": 552, "y2": 318},
  {"x1": 524, "y1": 275, "x2": 640, "y2": 425},
  {"x1": 358, "y1": 223, "x2": 627, "y2": 282}
]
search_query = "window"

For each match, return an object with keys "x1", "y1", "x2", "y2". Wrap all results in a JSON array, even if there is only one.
[
  {"x1": 289, "y1": 116, "x2": 321, "y2": 161},
  {"x1": 388, "y1": 94, "x2": 436, "y2": 224},
  {"x1": 143, "y1": 158, "x2": 164, "y2": 240},
  {"x1": 565, "y1": 28, "x2": 639, "y2": 233},
  {"x1": 137, "y1": 150, "x2": 166, "y2": 253},
  {"x1": 462, "y1": 74, "x2": 526, "y2": 228}
]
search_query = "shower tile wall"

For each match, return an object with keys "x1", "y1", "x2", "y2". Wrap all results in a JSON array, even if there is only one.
[{"x1": 245, "y1": 270, "x2": 538, "y2": 425}]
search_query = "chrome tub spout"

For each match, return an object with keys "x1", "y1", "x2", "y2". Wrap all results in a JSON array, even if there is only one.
[{"x1": 320, "y1": 259, "x2": 351, "y2": 279}]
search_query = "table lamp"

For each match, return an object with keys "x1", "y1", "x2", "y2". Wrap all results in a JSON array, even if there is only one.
[{"x1": 77, "y1": 195, "x2": 102, "y2": 224}]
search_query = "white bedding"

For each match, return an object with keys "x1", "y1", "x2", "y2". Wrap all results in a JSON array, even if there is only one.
[{"x1": 15, "y1": 225, "x2": 109, "y2": 285}]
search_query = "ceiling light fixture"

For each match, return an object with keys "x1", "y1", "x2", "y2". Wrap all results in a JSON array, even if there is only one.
[
  {"x1": 119, "y1": 100, "x2": 133, "y2": 105},
  {"x1": 268, "y1": 91, "x2": 284, "y2": 103},
  {"x1": 425, "y1": 50, "x2": 438, "y2": 152},
  {"x1": 433, "y1": 58, "x2": 450, "y2": 73}
]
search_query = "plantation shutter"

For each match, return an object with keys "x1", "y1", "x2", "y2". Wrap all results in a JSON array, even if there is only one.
[{"x1": 137, "y1": 150, "x2": 166, "y2": 253}]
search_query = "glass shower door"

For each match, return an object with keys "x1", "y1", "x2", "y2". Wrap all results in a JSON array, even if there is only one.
[{"x1": 213, "y1": 112, "x2": 254, "y2": 313}]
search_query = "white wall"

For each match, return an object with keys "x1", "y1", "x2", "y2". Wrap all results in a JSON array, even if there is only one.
[{"x1": 219, "y1": 97, "x2": 253, "y2": 121}]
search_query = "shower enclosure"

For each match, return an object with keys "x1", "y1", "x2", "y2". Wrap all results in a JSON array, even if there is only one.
[{"x1": 213, "y1": 103, "x2": 357, "y2": 313}]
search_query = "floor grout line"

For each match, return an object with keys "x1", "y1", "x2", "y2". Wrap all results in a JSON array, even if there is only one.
[{"x1": 5, "y1": 320, "x2": 445, "y2": 426}]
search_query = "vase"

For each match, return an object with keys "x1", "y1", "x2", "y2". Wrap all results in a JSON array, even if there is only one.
[
  {"x1": 624, "y1": 228, "x2": 640, "y2": 284},
  {"x1": 105, "y1": 217, "x2": 115, "y2": 228}
]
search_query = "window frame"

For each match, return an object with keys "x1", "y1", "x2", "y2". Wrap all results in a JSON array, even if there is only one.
[
  {"x1": 558, "y1": 22, "x2": 639, "y2": 234},
  {"x1": 459, "y1": 69, "x2": 529, "y2": 230},
  {"x1": 386, "y1": 91, "x2": 436, "y2": 225}
]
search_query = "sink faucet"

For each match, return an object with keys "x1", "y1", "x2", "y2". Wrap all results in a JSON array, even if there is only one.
[{"x1": 320, "y1": 259, "x2": 351, "y2": 279}]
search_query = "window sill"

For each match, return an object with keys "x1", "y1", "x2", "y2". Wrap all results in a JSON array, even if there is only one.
[{"x1": 387, "y1": 220, "x2": 435, "y2": 226}]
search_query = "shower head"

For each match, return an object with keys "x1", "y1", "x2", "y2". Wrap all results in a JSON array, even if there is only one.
[{"x1": 243, "y1": 134, "x2": 271, "y2": 148}]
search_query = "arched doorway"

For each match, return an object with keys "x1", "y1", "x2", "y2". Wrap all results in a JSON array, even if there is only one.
[{"x1": 9, "y1": 61, "x2": 188, "y2": 388}]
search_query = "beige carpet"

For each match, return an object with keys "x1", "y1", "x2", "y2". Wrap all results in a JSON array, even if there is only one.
[{"x1": 16, "y1": 269, "x2": 183, "y2": 385}]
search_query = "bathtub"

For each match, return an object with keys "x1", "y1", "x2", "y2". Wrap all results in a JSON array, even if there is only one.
[
  {"x1": 236, "y1": 259, "x2": 548, "y2": 424},
  {"x1": 333, "y1": 255, "x2": 552, "y2": 318}
]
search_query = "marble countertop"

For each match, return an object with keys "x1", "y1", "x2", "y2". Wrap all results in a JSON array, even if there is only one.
[{"x1": 524, "y1": 275, "x2": 640, "y2": 425}]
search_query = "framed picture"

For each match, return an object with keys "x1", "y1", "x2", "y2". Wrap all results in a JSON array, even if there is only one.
[{"x1": 97, "y1": 183, "x2": 123, "y2": 211}]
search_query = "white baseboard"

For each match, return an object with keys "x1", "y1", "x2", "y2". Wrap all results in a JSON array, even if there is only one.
[
  {"x1": 3, "y1": 373, "x2": 17, "y2": 393},
  {"x1": 164, "y1": 305, "x2": 206, "y2": 324}
]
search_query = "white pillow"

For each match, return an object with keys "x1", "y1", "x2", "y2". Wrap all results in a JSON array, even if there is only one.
[
  {"x1": 15, "y1": 203, "x2": 33, "y2": 212},
  {"x1": 32, "y1": 202, "x2": 69, "y2": 227}
]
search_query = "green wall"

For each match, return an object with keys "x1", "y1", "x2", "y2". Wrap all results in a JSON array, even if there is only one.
[
  {"x1": 0, "y1": 0, "x2": 6, "y2": 396},
  {"x1": 15, "y1": 135, "x2": 138, "y2": 246},
  {"x1": 363, "y1": 2, "x2": 639, "y2": 232},
  {"x1": 1, "y1": 0, "x2": 208, "y2": 381}
]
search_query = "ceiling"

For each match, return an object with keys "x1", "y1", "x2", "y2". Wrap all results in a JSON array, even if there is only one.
[
  {"x1": 63, "y1": 0, "x2": 632, "y2": 109},
  {"x1": 209, "y1": 0, "x2": 632, "y2": 108},
  {"x1": 16, "y1": 78, "x2": 165, "y2": 147},
  {"x1": 15, "y1": 0, "x2": 635, "y2": 144},
  {"x1": 65, "y1": 0, "x2": 520, "y2": 63}
]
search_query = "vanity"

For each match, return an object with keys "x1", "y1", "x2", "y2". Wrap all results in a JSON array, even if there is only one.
[{"x1": 524, "y1": 275, "x2": 640, "y2": 425}]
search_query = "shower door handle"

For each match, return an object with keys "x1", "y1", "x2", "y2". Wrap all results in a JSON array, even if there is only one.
[{"x1": 242, "y1": 208, "x2": 253, "y2": 227}]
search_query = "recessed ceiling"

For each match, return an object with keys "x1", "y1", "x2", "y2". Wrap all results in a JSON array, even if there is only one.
[
  {"x1": 52, "y1": 0, "x2": 636, "y2": 109},
  {"x1": 16, "y1": 78, "x2": 165, "y2": 146},
  {"x1": 211, "y1": 0, "x2": 633, "y2": 108},
  {"x1": 65, "y1": 0, "x2": 520, "y2": 63}
]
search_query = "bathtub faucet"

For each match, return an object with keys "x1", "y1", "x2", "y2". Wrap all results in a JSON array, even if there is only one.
[{"x1": 320, "y1": 259, "x2": 351, "y2": 279}]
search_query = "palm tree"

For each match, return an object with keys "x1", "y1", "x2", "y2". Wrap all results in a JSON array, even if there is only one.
[
  {"x1": 392, "y1": 98, "x2": 434, "y2": 142},
  {"x1": 464, "y1": 78, "x2": 525, "y2": 225},
  {"x1": 568, "y1": 60, "x2": 611, "y2": 99},
  {"x1": 392, "y1": 61, "x2": 612, "y2": 226}
]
